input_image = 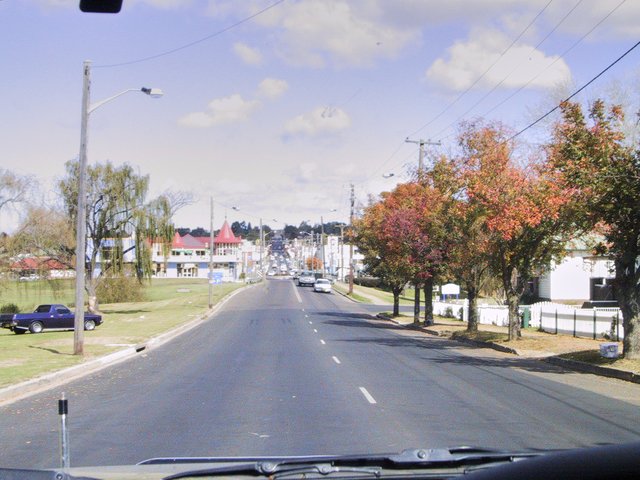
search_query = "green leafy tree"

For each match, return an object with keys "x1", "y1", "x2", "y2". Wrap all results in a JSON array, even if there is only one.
[
  {"x1": 548, "y1": 100, "x2": 640, "y2": 359},
  {"x1": 58, "y1": 160, "x2": 174, "y2": 312}
]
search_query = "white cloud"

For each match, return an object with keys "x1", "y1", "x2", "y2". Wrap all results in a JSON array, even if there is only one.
[
  {"x1": 233, "y1": 42, "x2": 263, "y2": 66},
  {"x1": 179, "y1": 94, "x2": 260, "y2": 128},
  {"x1": 297, "y1": 162, "x2": 317, "y2": 182},
  {"x1": 256, "y1": 0, "x2": 419, "y2": 67},
  {"x1": 284, "y1": 106, "x2": 351, "y2": 136},
  {"x1": 426, "y1": 28, "x2": 572, "y2": 91},
  {"x1": 257, "y1": 78, "x2": 288, "y2": 99}
]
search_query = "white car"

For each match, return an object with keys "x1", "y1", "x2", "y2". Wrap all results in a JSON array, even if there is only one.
[{"x1": 313, "y1": 278, "x2": 332, "y2": 293}]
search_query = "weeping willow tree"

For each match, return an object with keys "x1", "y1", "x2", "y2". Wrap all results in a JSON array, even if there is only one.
[{"x1": 59, "y1": 160, "x2": 175, "y2": 312}]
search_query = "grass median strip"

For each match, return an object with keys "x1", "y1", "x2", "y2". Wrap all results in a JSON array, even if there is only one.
[{"x1": 0, "y1": 279, "x2": 244, "y2": 389}]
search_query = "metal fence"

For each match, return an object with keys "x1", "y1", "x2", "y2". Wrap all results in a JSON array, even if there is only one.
[{"x1": 528, "y1": 302, "x2": 623, "y2": 341}]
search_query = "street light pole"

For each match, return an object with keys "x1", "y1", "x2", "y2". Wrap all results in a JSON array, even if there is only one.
[
  {"x1": 73, "y1": 60, "x2": 163, "y2": 355},
  {"x1": 208, "y1": 197, "x2": 214, "y2": 308},
  {"x1": 348, "y1": 183, "x2": 355, "y2": 294}
]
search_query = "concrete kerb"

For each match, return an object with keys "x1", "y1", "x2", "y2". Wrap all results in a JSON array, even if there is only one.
[
  {"x1": 376, "y1": 312, "x2": 639, "y2": 383},
  {"x1": 544, "y1": 356, "x2": 640, "y2": 384},
  {"x1": 0, "y1": 282, "x2": 260, "y2": 408},
  {"x1": 333, "y1": 285, "x2": 360, "y2": 303}
]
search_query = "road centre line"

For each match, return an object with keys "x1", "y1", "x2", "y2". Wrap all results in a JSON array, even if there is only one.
[
  {"x1": 292, "y1": 283, "x2": 302, "y2": 303},
  {"x1": 309, "y1": 321, "x2": 313, "y2": 325},
  {"x1": 359, "y1": 387, "x2": 377, "y2": 404},
  {"x1": 320, "y1": 339, "x2": 326, "y2": 345},
  {"x1": 313, "y1": 329, "x2": 318, "y2": 333},
  {"x1": 332, "y1": 356, "x2": 341, "y2": 364}
]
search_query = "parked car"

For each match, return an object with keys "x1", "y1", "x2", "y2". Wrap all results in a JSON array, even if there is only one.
[
  {"x1": 0, "y1": 304, "x2": 102, "y2": 334},
  {"x1": 297, "y1": 271, "x2": 316, "y2": 287},
  {"x1": 313, "y1": 278, "x2": 332, "y2": 293}
]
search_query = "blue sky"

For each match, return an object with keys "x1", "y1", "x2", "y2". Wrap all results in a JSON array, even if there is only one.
[{"x1": 2, "y1": 0, "x2": 640, "y2": 231}]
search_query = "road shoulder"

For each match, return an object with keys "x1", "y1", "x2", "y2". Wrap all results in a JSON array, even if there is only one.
[{"x1": 376, "y1": 312, "x2": 640, "y2": 385}]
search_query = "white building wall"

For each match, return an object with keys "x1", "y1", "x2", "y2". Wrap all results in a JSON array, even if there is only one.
[{"x1": 547, "y1": 255, "x2": 591, "y2": 300}]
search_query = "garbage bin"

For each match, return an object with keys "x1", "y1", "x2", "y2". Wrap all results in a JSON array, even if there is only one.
[
  {"x1": 599, "y1": 343, "x2": 619, "y2": 358},
  {"x1": 521, "y1": 306, "x2": 530, "y2": 328}
]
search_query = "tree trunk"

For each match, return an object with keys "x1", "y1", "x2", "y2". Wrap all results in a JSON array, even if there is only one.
[
  {"x1": 392, "y1": 286, "x2": 402, "y2": 317},
  {"x1": 503, "y1": 266, "x2": 521, "y2": 341},
  {"x1": 614, "y1": 254, "x2": 640, "y2": 360},
  {"x1": 466, "y1": 285, "x2": 479, "y2": 332},
  {"x1": 506, "y1": 290, "x2": 520, "y2": 341},
  {"x1": 413, "y1": 283, "x2": 421, "y2": 324},
  {"x1": 86, "y1": 277, "x2": 100, "y2": 313},
  {"x1": 423, "y1": 277, "x2": 434, "y2": 326}
]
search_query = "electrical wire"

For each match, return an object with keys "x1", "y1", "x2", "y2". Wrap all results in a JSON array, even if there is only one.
[
  {"x1": 429, "y1": 0, "x2": 586, "y2": 141},
  {"x1": 94, "y1": 0, "x2": 286, "y2": 69},
  {"x1": 406, "y1": 0, "x2": 554, "y2": 139},
  {"x1": 510, "y1": 37, "x2": 640, "y2": 140}
]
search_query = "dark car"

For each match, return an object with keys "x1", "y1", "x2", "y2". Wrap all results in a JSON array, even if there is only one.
[{"x1": 0, "y1": 304, "x2": 103, "y2": 334}]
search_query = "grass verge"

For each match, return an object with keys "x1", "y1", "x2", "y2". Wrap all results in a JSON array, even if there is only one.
[
  {"x1": 560, "y1": 350, "x2": 640, "y2": 374},
  {"x1": 332, "y1": 282, "x2": 370, "y2": 303},
  {"x1": 0, "y1": 278, "x2": 244, "y2": 389},
  {"x1": 451, "y1": 330, "x2": 508, "y2": 343}
]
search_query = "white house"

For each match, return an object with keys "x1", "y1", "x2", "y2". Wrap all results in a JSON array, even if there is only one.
[{"x1": 538, "y1": 238, "x2": 615, "y2": 304}]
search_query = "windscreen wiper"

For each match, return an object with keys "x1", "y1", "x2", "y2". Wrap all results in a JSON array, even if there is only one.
[{"x1": 153, "y1": 447, "x2": 543, "y2": 479}]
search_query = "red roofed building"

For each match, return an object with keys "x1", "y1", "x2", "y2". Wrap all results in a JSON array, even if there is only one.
[
  {"x1": 10, "y1": 256, "x2": 74, "y2": 279},
  {"x1": 151, "y1": 221, "x2": 247, "y2": 281}
]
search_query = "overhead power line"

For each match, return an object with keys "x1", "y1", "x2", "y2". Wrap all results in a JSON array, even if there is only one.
[
  {"x1": 95, "y1": 0, "x2": 286, "y2": 69},
  {"x1": 510, "y1": 37, "x2": 640, "y2": 140},
  {"x1": 430, "y1": 0, "x2": 587, "y2": 142},
  {"x1": 407, "y1": 0, "x2": 554, "y2": 139}
]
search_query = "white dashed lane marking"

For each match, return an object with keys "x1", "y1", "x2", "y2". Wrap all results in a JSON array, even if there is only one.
[{"x1": 359, "y1": 387, "x2": 377, "y2": 404}]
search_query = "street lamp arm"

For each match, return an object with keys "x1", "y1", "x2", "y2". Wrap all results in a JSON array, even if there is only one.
[{"x1": 88, "y1": 87, "x2": 163, "y2": 114}]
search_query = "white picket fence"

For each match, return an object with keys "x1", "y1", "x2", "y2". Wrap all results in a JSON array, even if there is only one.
[{"x1": 433, "y1": 300, "x2": 624, "y2": 340}]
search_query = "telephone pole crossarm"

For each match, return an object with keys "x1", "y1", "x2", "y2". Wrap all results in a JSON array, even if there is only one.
[{"x1": 405, "y1": 137, "x2": 441, "y2": 178}]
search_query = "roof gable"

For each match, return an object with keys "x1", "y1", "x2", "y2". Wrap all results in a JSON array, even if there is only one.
[
  {"x1": 172, "y1": 232, "x2": 208, "y2": 249},
  {"x1": 215, "y1": 221, "x2": 241, "y2": 244}
]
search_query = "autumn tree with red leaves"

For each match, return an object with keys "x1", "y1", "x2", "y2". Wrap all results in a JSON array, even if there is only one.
[
  {"x1": 354, "y1": 200, "x2": 413, "y2": 317},
  {"x1": 548, "y1": 100, "x2": 640, "y2": 359},
  {"x1": 460, "y1": 122, "x2": 575, "y2": 340},
  {"x1": 359, "y1": 182, "x2": 449, "y2": 325},
  {"x1": 305, "y1": 256, "x2": 322, "y2": 271},
  {"x1": 429, "y1": 157, "x2": 493, "y2": 332}
]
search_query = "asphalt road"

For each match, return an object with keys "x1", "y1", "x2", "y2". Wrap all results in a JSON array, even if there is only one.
[{"x1": 1, "y1": 278, "x2": 640, "y2": 469}]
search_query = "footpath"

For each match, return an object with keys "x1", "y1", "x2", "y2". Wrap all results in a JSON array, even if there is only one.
[{"x1": 334, "y1": 282, "x2": 640, "y2": 384}]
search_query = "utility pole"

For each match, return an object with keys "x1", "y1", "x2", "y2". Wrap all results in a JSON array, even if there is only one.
[
  {"x1": 405, "y1": 137, "x2": 441, "y2": 180},
  {"x1": 74, "y1": 60, "x2": 91, "y2": 356},
  {"x1": 405, "y1": 138, "x2": 440, "y2": 324},
  {"x1": 259, "y1": 218, "x2": 263, "y2": 277},
  {"x1": 208, "y1": 197, "x2": 214, "y2": 308},
  {"x1": 338, "y1": 224, "x2": 345, "y2": 281},
  {"x1": 348, "y1": 183, "x2": 355, "y2": 295},
  {"x1": 320, "y1": 216, "x2": 325, "y2": 277}
]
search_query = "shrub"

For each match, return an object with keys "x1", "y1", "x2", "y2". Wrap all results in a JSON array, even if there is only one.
[
  {"x1": 353, "y1": 277, "x2": 381, "y2": 288},
  {"x1": 0, "y1": 303, "x2": 20, "y2": 314},
  {"x1": 443, "y1": 306, "x2": 454, "y2": 318},
  {"x1": 96, "y1": 275, "x2": 145, "y2": 304}
]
